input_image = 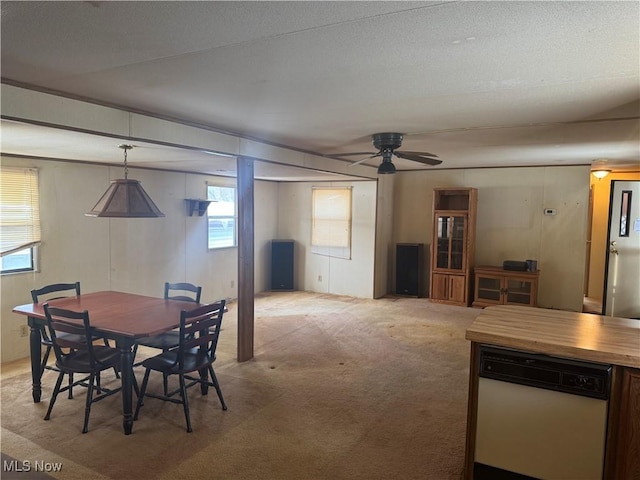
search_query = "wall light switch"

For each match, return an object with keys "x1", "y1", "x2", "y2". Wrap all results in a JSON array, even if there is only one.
[{"x1": 544, "y1": 208, "x2": 557, "y2": 216}]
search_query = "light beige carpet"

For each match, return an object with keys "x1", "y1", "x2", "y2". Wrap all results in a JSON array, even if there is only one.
[{"x1": 1, "y1": 292, "x2": 482, "y2": 480}]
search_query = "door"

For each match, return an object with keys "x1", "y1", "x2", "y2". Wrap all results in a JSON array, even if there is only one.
[
  {"x1": 504, "y1": 276, "x2": 535, "y2": 306},
  {"x1": 434, "y1": 214, "x2": 467, "y2": 271},
  {"x1": 431, "y1": 273, "x2": 449, "y2": 300},
  {"x1": 449, "y1": 274, "x2": 467, "y2": 303},
  {"x1": 604, "y1": 181, "x2": 640, "y2": 318},
  {"x1": 474, "y1": 273, "x2": 503, "y2": 307}
]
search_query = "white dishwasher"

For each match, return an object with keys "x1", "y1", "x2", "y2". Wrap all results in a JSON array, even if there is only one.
[{"x1": 474, "y1": 345, "x2": 611, "y2": 480}]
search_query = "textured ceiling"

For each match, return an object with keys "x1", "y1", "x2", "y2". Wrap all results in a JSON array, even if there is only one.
[{"x1": 1, "y1": 1, "x2": 638, "y2": 178}]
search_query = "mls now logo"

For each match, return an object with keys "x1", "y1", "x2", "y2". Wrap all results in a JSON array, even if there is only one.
[{"x1": 3, "y1": 459, "x2": 63, "y2": 473}]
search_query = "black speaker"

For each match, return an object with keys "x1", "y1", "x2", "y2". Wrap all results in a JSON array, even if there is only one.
[
  {"x1": 271, "y1": 240, "x2": 294, "y2": 290},
  {"x1": 396, "y1": 243, "x2": 424, "y2": 297}
]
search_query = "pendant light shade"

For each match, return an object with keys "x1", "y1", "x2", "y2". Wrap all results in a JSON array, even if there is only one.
[
  {"x1": 86, "y1": 179, "x2": 165, "y2": 217},
  {"x1": 86, "y1": 145, "x2": 165, "y2": 218}
]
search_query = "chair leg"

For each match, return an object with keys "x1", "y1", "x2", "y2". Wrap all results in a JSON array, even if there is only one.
[
  {"x1": 133, "y1": 368, "x2": 151, "y2": 420},
  {"x1": 208, "y1": 365, "x2": 227, "y2": 410},
  {"x1": 44, "y1": 371, "x2": 65, "y2": 421},
  {"x1": 131, "y1": 344, "x2": 139, "y2": 366},
  {"x1": 179, "y1": 374, "x2": 192, "y2": 433},
  {"x1": 40, "y1": 344, "x2": 52, "y2": 374},
  {"x1": 82, "y1": 373, "x2": 95, "y2": 434},
  {"x1": 162, "y1": 373, "x2": 169, "y2": 396},
  {"x1": 103, "y1": 339, "x2": 120, "y2": 378},
  {"x1": 132, "y1": 372, "x2": 140, "y2": 397},
  {"x1": 68, "y1": 372, "x2": 74, "y2": 399}
]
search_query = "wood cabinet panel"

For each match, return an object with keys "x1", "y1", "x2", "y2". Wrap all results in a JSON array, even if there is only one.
[{"x1": 612, "y1": 368, "x2": 640, "y2": 479}]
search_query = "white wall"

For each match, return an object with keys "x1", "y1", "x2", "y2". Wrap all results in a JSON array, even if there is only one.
[
  {"x1": 276, "y1": 181, "x2": 378, "y2": 298},
  {"x1": 393, "y1": 166, "x2": 591, "y2": 311},
  {"x1": 0, "y1": 157, "x2": 278, "y2": 362},
  {"x1": 1, "y1": 157, "x2": 594, "y2": 362}
]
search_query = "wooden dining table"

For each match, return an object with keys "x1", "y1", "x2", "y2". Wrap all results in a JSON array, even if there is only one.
[{"x1": 12, "y1": 290, "x2": 201, "y2": 435}]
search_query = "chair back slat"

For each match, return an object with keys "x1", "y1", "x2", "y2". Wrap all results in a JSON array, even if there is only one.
[
  {"x1": 43, "y1": 304, "x2": 106, "y2": 369},
  {"x1": 178, "y1": 300, "x2": 225, "y2": 370},
  {"x1": 31, "y1": 283, "x2": 82, "y2": 344},
  {"x1": 48, "y1": 319, "x2": 87, "y2": 350},
  {"x1": 164, "y1": 282, "x2": 201, "y2": 303},
  {"x1": 31, "y1": 282, "x2": 81, "y2": 303}
]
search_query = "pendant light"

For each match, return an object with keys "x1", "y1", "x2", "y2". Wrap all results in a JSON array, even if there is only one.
[{"x1": 86, "y1": 145, "x2": 165, "y2": 218}]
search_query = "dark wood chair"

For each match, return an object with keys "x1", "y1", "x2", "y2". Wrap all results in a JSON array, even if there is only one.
[
  {"x1": 42, "y1": 304, "x2": 122, "y2": 433},
  {"x1": 31, "y1": 282, "x2": 118, "y2": 399},
  {"x1": 31, "y1": 282, "x2": 82, "y2": 377},
  {"x1": 136, "y1": 282, "x2": 202, "y2": 350},
  {"x1": 133, "y1": 282, "x2": 202, "y2": 393},
  {"x1": 134, "y1": 300, "x2": 227, "y2": 432},
  {"x1": 31, "y1": 282, "x2": 85, "y2": 399}
]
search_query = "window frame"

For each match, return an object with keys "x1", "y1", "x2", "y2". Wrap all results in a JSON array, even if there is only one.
[
  {"x1": 206, "y1": 184, "x2": 238, "y2": 249},
  {"x1": 1, "y1": 167, "x2": 41, "y2": 275},
  {"x1": 1, "y1": 247, "x2": 37, "y2": 275}
]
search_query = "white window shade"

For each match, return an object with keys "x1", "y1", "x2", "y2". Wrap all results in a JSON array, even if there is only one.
[
  {"x1": 0, "y1": 167, "x2": 41, "y2": 256},
  {"x1": 312, "y1": 187, "x2": 352, "y2": 259}
]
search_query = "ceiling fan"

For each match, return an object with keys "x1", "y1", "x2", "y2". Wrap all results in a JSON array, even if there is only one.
[{"x1": 337, "y1": 132, "x2": 442, "y2": 174}]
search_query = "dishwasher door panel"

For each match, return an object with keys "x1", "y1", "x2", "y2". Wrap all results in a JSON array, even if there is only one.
[{"x1": 475, "y1": 377, "x2": 608, "y2": 480}]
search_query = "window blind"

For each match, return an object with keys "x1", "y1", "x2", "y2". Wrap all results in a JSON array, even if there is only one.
[
  {"x1": 311, "y1": 187, "x2": 352, "y2": 259},
  {"x1": 0, "y1": 167, "x2": 41, "y2": 256}
]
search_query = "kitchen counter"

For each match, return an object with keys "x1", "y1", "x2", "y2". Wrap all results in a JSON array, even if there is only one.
[
  {"x1": 463, "y1": 305, "x2": 640, "y2": 479},
  {"x1": 465, "y1": 305, "x2": 640, "y2": 368}
]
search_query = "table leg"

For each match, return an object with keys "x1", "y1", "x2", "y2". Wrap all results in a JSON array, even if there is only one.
[
  {"x1": 28, "y1": 318, "x2": 42, "y2": 403},
  {"x1": 118, "y1": 341, "x2": 134, "y2": 435}
]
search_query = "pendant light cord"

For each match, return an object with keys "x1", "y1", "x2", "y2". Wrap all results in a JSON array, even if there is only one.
[
  {"x1": 119, "y1": 144, "x2": 132, "y2": 180},
  {"x1": 123, "y1": 147, "x2": 128, "y2": 180}
]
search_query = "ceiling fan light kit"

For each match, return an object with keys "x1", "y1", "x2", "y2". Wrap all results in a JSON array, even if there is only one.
[{"x1": 377, "y1": 157, "x2": 397, "y2": 174}]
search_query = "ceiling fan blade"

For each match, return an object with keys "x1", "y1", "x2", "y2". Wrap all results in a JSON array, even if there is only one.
[
  {"x1": 349, "y1": 153, "x2": 381, "y2": 167},
  {"x1": 394, "y1": 151, "x2": 442, "y2": 165},
  {"x1": 334, "y1": 152, "x2": 377, "y2": 157},
  {"x1": 395, "y1": 150, "x2": 439, "y2": 158}
]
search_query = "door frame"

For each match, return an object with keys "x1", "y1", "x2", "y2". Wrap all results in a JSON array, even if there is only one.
[{"x1": 601, "y1": 179, "x2": 639, "y2": 316}]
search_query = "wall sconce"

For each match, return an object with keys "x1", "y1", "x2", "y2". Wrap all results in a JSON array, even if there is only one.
[{"x1": 591, "y1": 169, "x2": 611, "y2": 180}]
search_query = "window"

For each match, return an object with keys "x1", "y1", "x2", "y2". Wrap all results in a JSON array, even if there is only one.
[
  {"x1": 311, "y1": 187, "x2": 352, "y2": 259},
  {"x1": 0, "y1": 167, "x2": 40, "y2": 274},
  {"x1": 207, "y1": 185, "x2": 236, "y2": 249}
]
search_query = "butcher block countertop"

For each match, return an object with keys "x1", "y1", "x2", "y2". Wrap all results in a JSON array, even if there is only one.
[{"x1": 466, "y1": 305, "x2": 640, "y2": 369}]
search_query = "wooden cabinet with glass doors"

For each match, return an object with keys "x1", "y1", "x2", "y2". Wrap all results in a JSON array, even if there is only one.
[
  {"x1": 429, "y1": 188, "x2": 477, "y2": 306},
  {"x1": 472, "y1": 266, "x2": 539, "y2": 308}
]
